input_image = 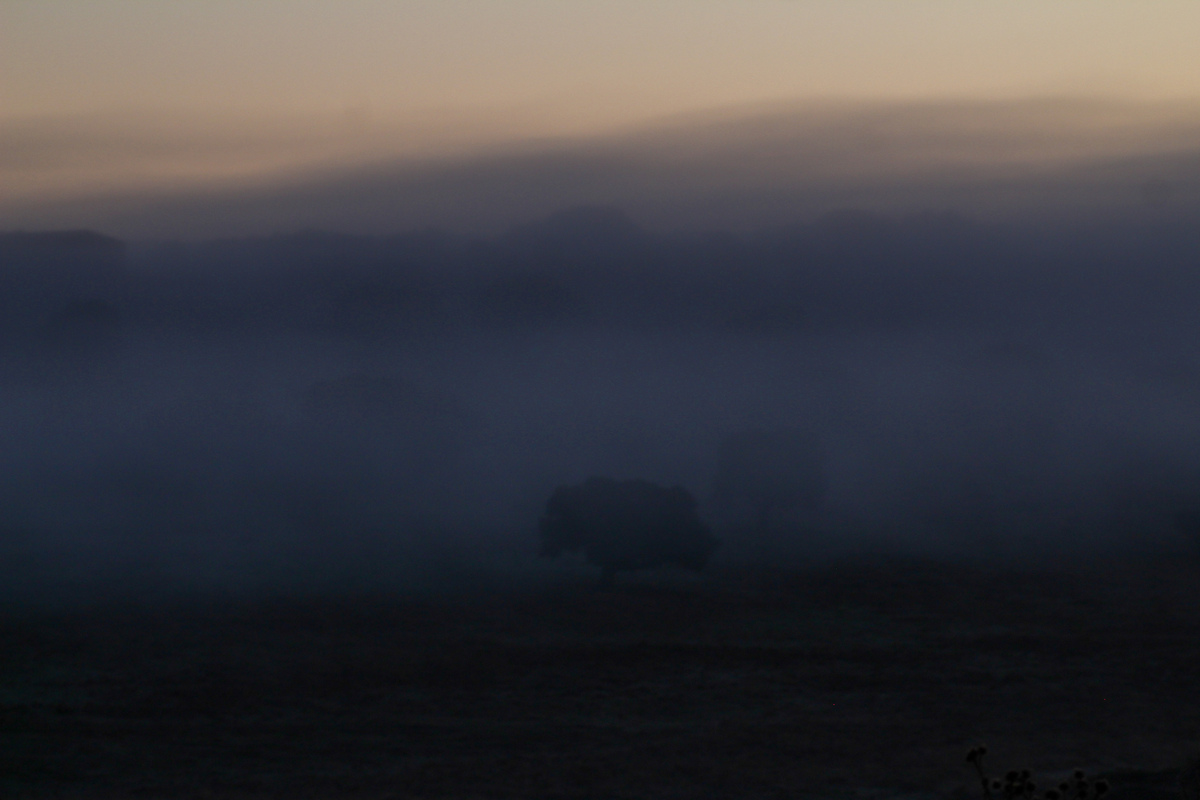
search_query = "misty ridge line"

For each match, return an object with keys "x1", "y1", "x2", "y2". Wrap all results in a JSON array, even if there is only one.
[{"x1": 3, "y1": 96, "x2": 1200, "y2": 238}]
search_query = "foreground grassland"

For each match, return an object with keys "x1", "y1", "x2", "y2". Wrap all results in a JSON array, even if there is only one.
[{"x1": 2, "y1": 557, "x2": 1199, "y2": 799}]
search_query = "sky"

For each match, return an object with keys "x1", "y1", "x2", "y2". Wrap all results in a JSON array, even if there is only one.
[
  {"x1": 6, "y1": 2, "x2": 1200, "y2": 596},
  {"x1": 3, "y1": 1, "x2": 1200, "y2": 235}
]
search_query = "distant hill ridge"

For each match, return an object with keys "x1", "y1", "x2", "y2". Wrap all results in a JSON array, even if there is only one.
[{"x1": 0, "y1": 230, "x2": 124, "y2": 250}]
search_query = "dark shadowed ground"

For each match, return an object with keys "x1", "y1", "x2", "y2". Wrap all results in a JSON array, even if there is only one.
[{"x1": 3, "y1": 556, "x2": 1198, "y2": 800}]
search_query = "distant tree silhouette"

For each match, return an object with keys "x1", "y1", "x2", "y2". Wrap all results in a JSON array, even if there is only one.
[
  {"x1": 711, "y1": 429, "x2": 827, "y2": 538},
  {"x1": 539, "y1": 477, "x2": 718, "y2": 586}
]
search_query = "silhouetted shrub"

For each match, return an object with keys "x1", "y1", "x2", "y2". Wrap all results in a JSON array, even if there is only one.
[
  {"x1": 967, "y1": 746, "x2": 1112, "y2": 800},
  {"x1": 539, "y1": 477, "x2": 718, "y2": 584}
]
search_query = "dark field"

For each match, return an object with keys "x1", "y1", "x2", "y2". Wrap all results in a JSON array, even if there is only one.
[{"x1": 4, "y1": 557, "x2": 1200, "y2": 800}]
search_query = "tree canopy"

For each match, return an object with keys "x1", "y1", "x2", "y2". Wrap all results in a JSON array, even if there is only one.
[{"x1": 539, "y1": 477, "x2": 717, "y2": 582}]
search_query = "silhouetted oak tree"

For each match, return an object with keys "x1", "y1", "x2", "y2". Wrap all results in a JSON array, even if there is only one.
[{"x1": 539, "y1": 477, "x2": 718, "y2": 585}]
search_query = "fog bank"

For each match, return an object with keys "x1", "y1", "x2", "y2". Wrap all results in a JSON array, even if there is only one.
[{"x1": 4, "y1": 203, "x2": 1200, "y2": 602}]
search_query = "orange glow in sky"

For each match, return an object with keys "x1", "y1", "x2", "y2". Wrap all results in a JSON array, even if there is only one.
[
  {"x1": 6, "y1": 2, "x2": 1200, "y2": 126},
  {"x1": 4, "y1": 1, "x2": 1200, "y2": 235}
]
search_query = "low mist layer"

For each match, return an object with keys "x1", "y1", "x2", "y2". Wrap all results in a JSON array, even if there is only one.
[{"x1": 3, "y1": 200, "x2": 1200, "y2": 603}]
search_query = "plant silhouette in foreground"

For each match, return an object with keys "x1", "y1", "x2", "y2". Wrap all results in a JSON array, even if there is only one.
[{"x1": 967, "y1": 747, "x2": 1109, "y2": 800}]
